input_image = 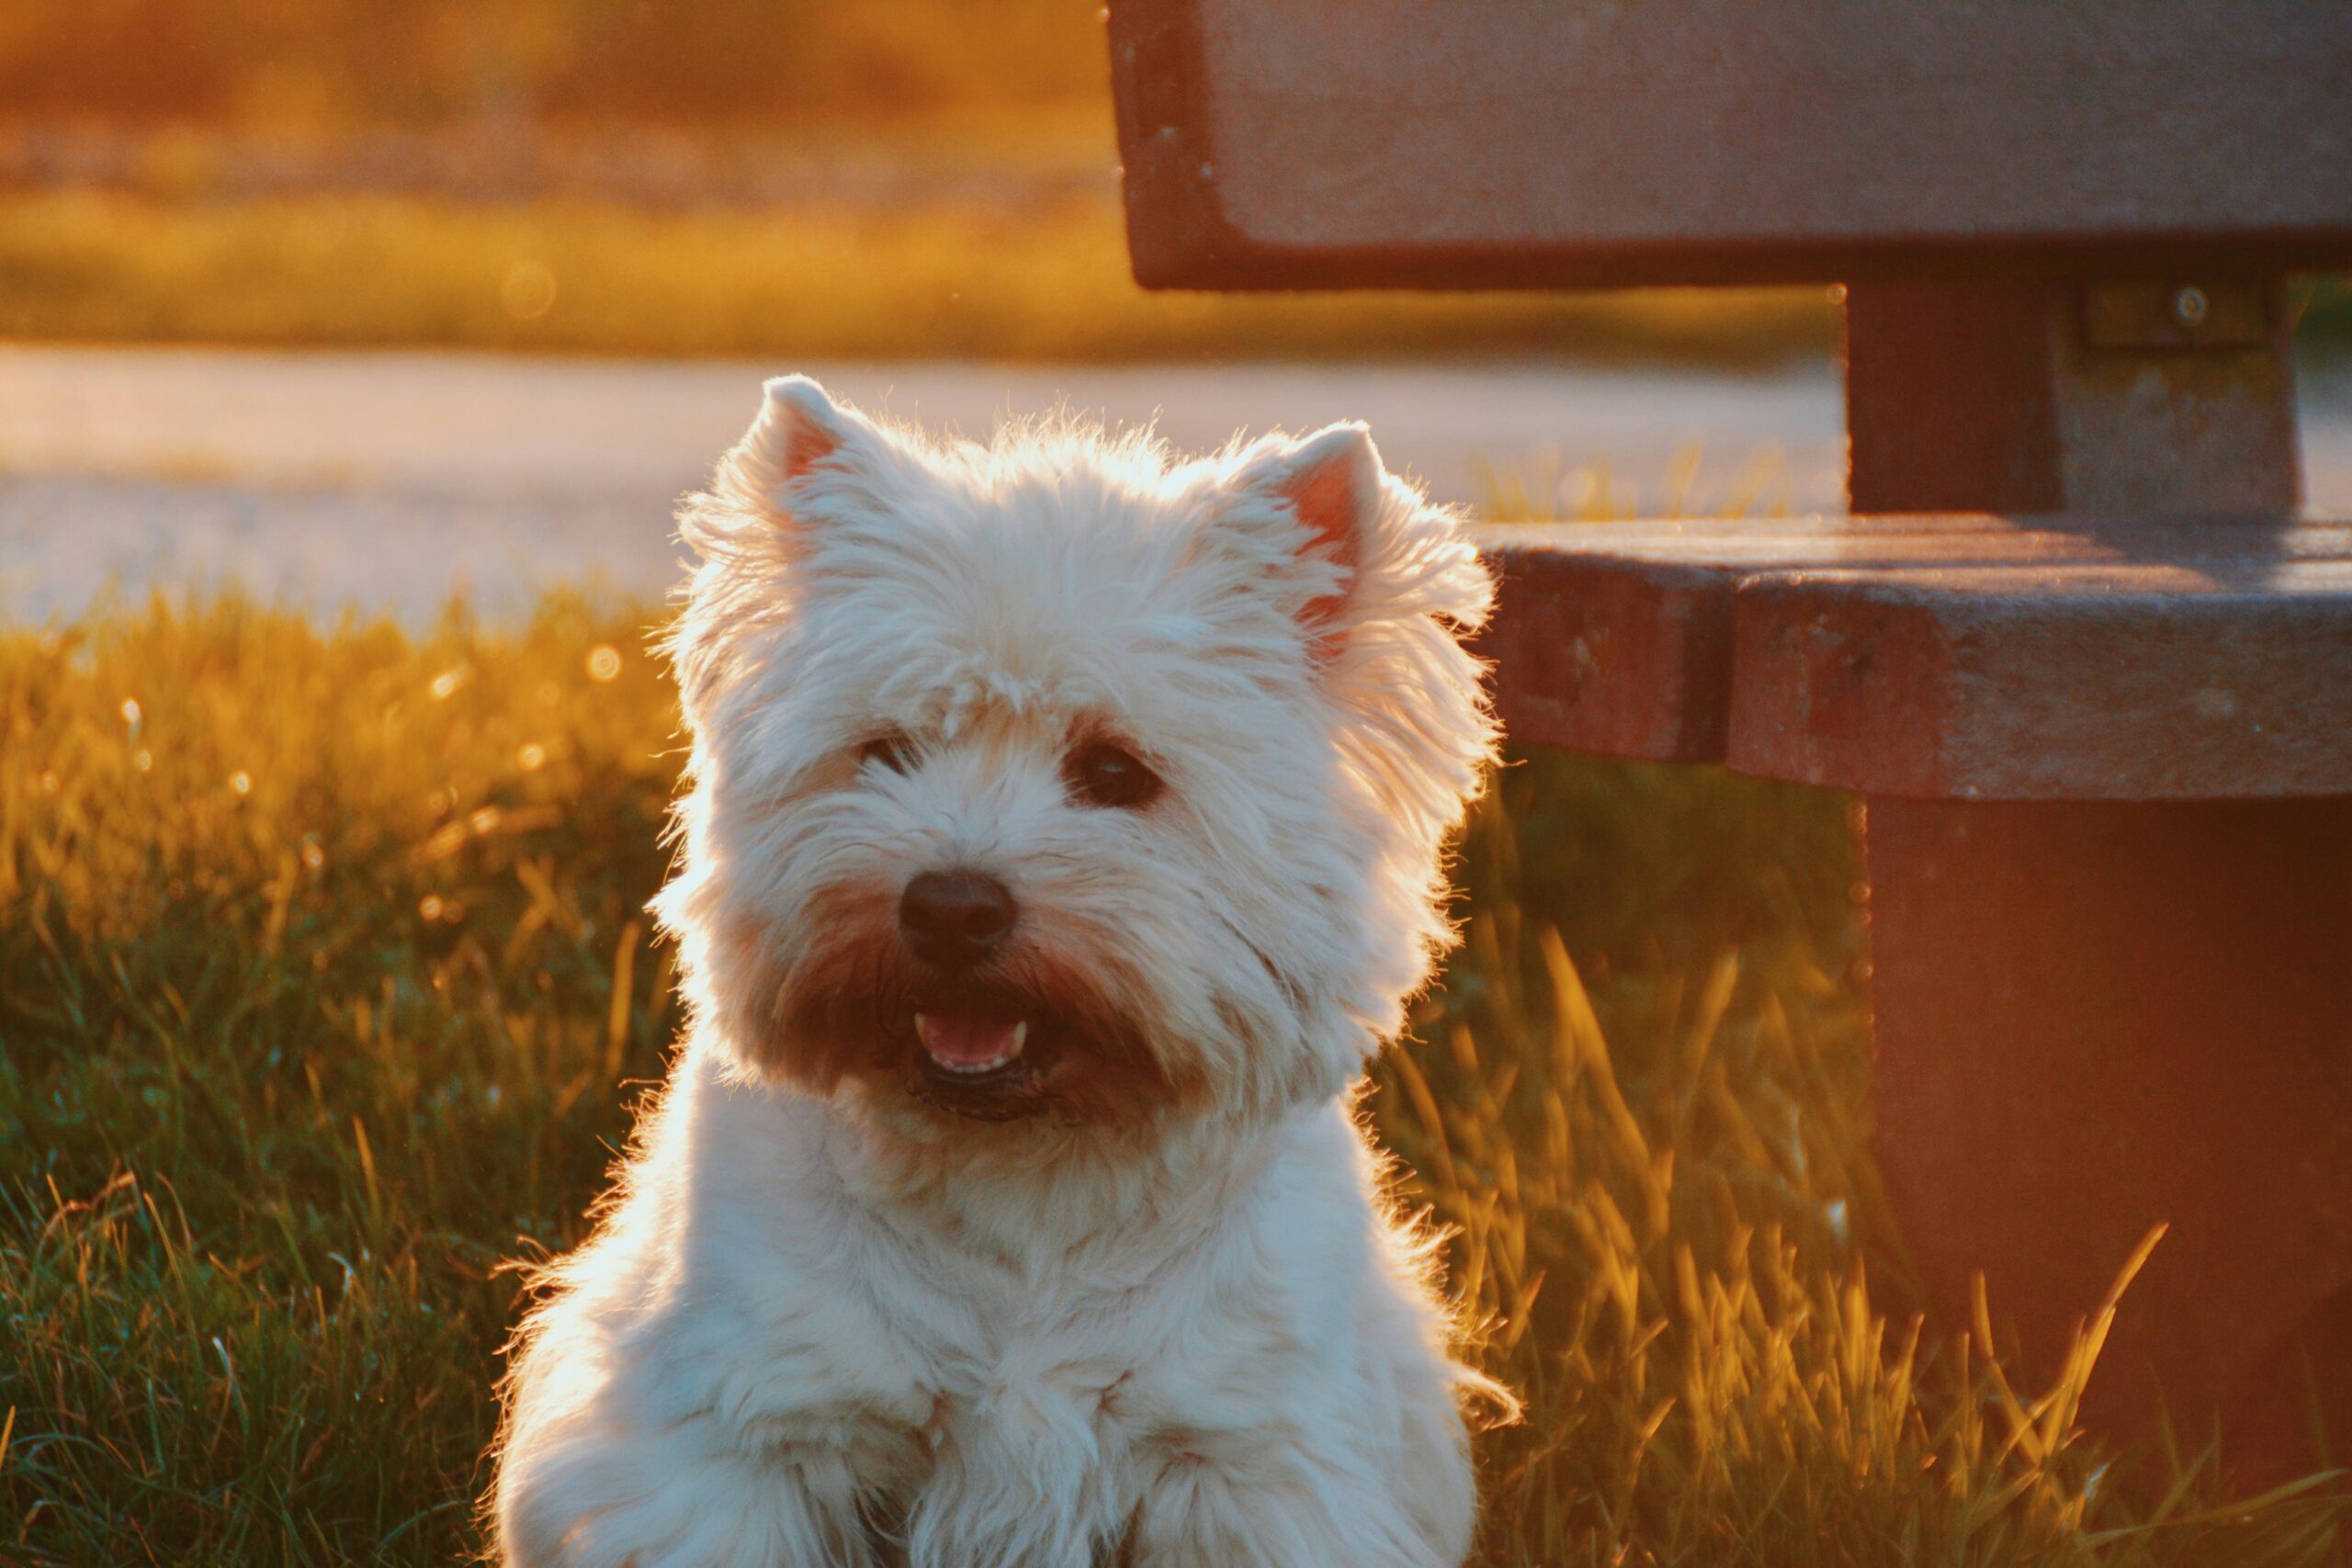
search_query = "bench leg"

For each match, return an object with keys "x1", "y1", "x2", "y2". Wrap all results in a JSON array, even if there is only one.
[{"x1": 1865, "y1": 794, "x2": 2352, "y2": 1478}]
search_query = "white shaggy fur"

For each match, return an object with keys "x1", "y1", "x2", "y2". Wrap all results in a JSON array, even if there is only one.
[{"x1": 492, "y1": 377, "x2": 1504, "y2": 1568}]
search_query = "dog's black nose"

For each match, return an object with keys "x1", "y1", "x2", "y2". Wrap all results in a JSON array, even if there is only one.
[{"x1": 899, "y1": 871, "x2": 1017, "y2": 968}]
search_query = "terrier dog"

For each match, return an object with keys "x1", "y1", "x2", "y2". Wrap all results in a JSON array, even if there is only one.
[{"x1": 492, "y1": 378, "x2": 1503, "y2": 1568}]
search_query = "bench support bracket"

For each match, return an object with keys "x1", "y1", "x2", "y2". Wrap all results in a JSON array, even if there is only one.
[{"x1": 1845, "y1": 278, "x2": 2301, "y2": 514}]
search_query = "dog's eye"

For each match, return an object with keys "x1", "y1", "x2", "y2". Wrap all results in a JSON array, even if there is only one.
[
  {"x1": 1064, "y1": 741, "x2": 1161, "y2": 809},
  {"x1": 859, "y1": 732, "x2": 918, "y2": 773}
]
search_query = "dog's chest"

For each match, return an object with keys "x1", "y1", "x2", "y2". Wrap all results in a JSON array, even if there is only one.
[
  {"x1": 836, "y1": 1273, "x2": 1190, "y2": 1536},
  {"x1": 902, "y1": 1289, "x2": 1162, "y2": 1450}
]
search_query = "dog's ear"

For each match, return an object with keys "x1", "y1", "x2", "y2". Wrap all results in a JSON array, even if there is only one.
[
  {"x1": 707, "y1": 375, "x2": 895, "y2": 535},
  {"x1": 1220, "y1": 423, "x2": 1386, "y2": 629}
]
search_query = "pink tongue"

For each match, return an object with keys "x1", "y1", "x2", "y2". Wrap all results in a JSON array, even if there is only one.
[{"x1": 917, "y1": 1010, "x2": 1023, "y2": 1066}]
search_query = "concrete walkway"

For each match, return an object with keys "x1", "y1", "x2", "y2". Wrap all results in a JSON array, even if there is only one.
[{"x1": 4, "y1": 344, "x2": 2346, "y2": 623}]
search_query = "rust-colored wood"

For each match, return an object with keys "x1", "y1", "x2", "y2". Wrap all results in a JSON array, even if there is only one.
[
  {"x1": 1846, "y1": 281, "x2": 2302, "y2": 514},
  {"x1": 1733, "y1": 559, "x2": 2352, "y2": 800},
  {"x1": 1475, "y1": 515, "x2": 2352, "y2": 798},
  {"x1": 1866, "y1": 797, "x2": 2352, "y2": 1476},
  {"x1": 1106, "y1": 0, "x2": 2352, "y2": 290},
  {"x1": 1836, "y1": 278, "x2": 2352, "y2": 1479}
]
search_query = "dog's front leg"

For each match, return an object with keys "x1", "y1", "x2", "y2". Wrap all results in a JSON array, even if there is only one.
[
  {"x1": 899, "y1": 1378, "x2": 1135, "y2": 1568},
  {"x1": 1124, "y1": 1438, "x2": 1452, "y2": 1568},
  {"x1": 499, "y1": 1419, "x2": 877, "y2": 1568}
]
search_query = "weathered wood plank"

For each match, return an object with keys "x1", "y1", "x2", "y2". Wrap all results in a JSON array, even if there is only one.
[
  {"x1": 1475, "y1": 515, "x2": 2352, "y2": 798},
  {"x1": 1109, "y1": 0, "x2": 2352, "y2": 288}
]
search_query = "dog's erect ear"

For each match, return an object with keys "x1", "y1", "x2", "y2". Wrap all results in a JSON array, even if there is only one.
[
  {"x1": 1223, "y1": 423, "x2": 1385, "y2": 626},
  {"x1": 707, "y1": 375, "x2": 893, "y2": 533},
  {"x1": 755, "y1": 375, "x2": 871, "y2": 482}
]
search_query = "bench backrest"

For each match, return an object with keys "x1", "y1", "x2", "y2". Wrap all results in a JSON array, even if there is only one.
[{"x1": 1109, "y1": 0, "x2": 2352, "y2": 289}]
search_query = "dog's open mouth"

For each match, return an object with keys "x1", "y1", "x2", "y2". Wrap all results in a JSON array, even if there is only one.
[
  {"x1": 915, "y1": 1008, "x2": 1029, "y2": 1079},
  {"x1": 906, "y1": 998, "x2": 1054, "y2": 1118}
]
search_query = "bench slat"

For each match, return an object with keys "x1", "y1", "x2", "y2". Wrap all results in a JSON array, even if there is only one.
[
  {"x1": 1476, "y1": 515, "x2": 2352, "y2": 798},
  {"x1": 1110, "y1": 0, "x2": 2352, "y2": 288}
]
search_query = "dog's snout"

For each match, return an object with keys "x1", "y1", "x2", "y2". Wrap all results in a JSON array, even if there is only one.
[{"x1": 899, "y1": 871, "x2": 1017, "y2": 968}]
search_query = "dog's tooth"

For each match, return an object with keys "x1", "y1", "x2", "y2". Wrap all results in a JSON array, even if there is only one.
[{"x1": 915, "y1": 1014, "x2": 1025, "y2": 1076}]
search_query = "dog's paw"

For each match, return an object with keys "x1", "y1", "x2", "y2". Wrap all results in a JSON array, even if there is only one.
[
  {"x1": 1125, "y1": 1445, "x2": 1452, "y2": 1568},
  {"x1": 499, "y1": 1431, "x2": 876, "y2": 1568}
]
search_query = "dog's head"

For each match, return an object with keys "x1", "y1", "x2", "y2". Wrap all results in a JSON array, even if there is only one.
[{"x1": 657, "y1": 378, "x2": 1495, "y2": 1133}]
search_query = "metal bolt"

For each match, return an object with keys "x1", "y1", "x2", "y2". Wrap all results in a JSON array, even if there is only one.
[{"x1": 2172, "y1": 285, "x2": 2210, "y2": 329}]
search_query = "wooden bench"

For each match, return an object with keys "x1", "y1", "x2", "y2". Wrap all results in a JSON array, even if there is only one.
[{"x1": 1107, "y1": 0, "x2": 2352, "y2": 1473}]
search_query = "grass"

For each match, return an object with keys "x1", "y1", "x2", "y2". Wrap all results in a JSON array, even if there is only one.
[
  {"x1": 1, "y1": 596, "x2": 2344, "y2": 1565},
  {"x1": 0, "y1": 186, "x2": 1836, "y2": 366}
]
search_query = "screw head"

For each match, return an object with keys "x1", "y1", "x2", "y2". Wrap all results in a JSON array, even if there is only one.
[{"x1": 2172, "y1": 285, "x2": 2211, "y2": 328}]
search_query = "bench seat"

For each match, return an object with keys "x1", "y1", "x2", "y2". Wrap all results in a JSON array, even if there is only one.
[{"x1": 1476, "y1": 514, "x2": 2352, "y2": 799}]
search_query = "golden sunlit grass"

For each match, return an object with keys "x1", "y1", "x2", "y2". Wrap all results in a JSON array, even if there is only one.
[
  {"x1": 0, "y1": 187, "x2": 1834, "y2": 365},
  {"x1": 1475, "y1": 441, "x2": 1822, "y2": 525},
  {"x1": 2, "y1": 598, "x2": 2342, "y2": 1564}
]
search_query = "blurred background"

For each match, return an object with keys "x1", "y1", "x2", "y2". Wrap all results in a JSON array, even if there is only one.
[{"x1": 1, "y1": 0, "x2": 2344, "y2": 622}]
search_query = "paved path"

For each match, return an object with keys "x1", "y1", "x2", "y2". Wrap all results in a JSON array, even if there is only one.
[{"x1": 3, "y1": 344, "x2": 2346, "y2": 623}]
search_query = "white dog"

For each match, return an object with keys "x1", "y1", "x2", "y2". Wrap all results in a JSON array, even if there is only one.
[{"x1": 492, "y1": 378, "x2": 1505, "y2": 1568}]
